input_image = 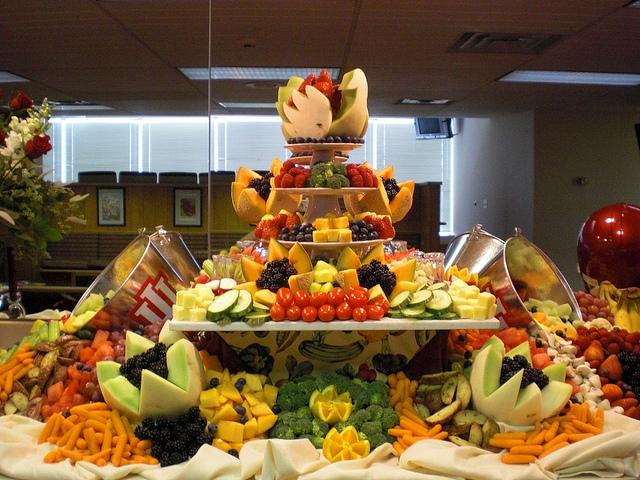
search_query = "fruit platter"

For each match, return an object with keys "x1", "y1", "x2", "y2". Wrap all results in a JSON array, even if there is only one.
[{"x1": 1, "y1": 68, "x2": 640, "y2": 480}]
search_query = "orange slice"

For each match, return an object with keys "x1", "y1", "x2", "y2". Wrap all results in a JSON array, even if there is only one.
[
  {"x1": 322, "y1": 426, "x2": 370, "y2": 463},
  {"x1": 309, "y1": 386, "x2": 353, "y2": 425}
]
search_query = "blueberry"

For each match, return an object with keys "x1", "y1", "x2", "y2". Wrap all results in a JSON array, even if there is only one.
[
  {"x1": 207, "y1": 423, "x2": 217, "y2": 434},
  {"x1": 209, "y1": 377, "x2": 220, "y2": 388},
  {"x1": 234, "y1": 405, "x2": 247, "y2": 415}
]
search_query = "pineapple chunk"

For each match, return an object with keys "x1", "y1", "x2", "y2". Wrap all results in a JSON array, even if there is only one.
[{"x1": 313, "y1": 230, "x2": 328, "y2": 242}]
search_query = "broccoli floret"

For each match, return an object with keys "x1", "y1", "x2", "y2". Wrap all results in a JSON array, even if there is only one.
[
  {"x1": 333, "y1": 421, "x2": 349, "y2": 433},
  {"x1": 290, "y1": 417, "x2": 314, "y2": 436},
  {"x1": 367, "y1": 380, "x2": 391, "y2": 407},
  {"x1": 365, "y1": 404, "x2": 383, "y2": 421},
  {"x1": 360, "y1": 421, "x2": 383, "y2": 438},
  {"x1": 379, "y1": 407, "x2": 400, "y2": 431},
  {"x1": 311, "y1": 418, "x2": 330, "y2": 438},
  {"x1": 269, "y1": 420, "x2": 296, "y2": 440},
  {"x1": 298, "y1": 433, "x2": 325, "y2": 449},
  {"x1": 361, "y1": 432, "x2": 390, "y2": 450},
  {"x1": 295, "y1": 405, "x2": 313, "y2": 420},
  {"x1": 345, "y1": 382, "x2": 371, "y2": 410},
  {"x1": 330, "y1": 162, "x2": 348, "y2": 176},
  {"x1": 346, "y1": 409, "x2": 371, "y2": 430},
  {"x1": 276, "y1": 378, "x2": 318, "y2": 412},
  {"x1": 316, "y1": 371, "x2": 351, "y2": 393},
  {"x1": 307, "y1": 162, "x2": 334, "y2": 187},
  {"x1": 325, "y1": 174, "x2": 350, "y2": 189}
]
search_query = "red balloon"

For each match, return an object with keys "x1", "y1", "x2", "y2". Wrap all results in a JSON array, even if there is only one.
[{"x1": 577, "y1": 203, "x2": 640, "y2": 290}]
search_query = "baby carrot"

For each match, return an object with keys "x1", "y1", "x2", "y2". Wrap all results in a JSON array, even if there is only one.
[
  {"x1": 493, "y1": 431, "x2": 528, "y2": 441},
  {"x1": 542, "y1": 433, "x2": 569, "y2": 452},
  {"x1": 501, "y1": 454, "x2": 538, "y2": 464},
  {"x1": 571, "y1": 419, "x2": 602, "y2": 435},
  {"x1": 489, "y1": 437, "x2": 526, "y2": 450},
  {"x1": 509, "y1": 444, "x2": 544, "y2": 456},
  {"x1": 538, "y1": 441, "x2": 569, "y2": 459}
]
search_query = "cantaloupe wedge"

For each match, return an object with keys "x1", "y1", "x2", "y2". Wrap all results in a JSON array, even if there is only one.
[
  {"x1": 236, "y1": 166, "x2": 261, "y2": 185},
  {"x1": 356, "y1": 183, "x2": 392, "y2": 217},
  {"x1": 390, "y1": 186, "x2": 413, "y2": 223},
  {"x1": 398, "y1": 180, "x2": 415, "y2": 196},
  {"x1": 241, "y1": 257, "x2": 266, "y2": 282},
  {"x1": 235, "y1": 189, "x2": 267, "y2": 224},
  {"x1": 377, "y1": 165, "x2": 394, "y2": 179},
  {"x1": 270, "y1": 158, "x2": 283, "y2": 176},
  {"x1": 265, "y1": 190, "x2": 302, "y2": 215}
]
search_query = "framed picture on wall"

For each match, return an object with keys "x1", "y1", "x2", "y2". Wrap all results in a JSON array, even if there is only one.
[
  {"x1": 174, "y1": 188, "x2": 202, "y2": 227},
  {"x1": 97, "y1": 188, "x2": 125, "y2": 226}
]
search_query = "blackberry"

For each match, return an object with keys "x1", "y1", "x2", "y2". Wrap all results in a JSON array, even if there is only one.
[
  {"x1": 382, "y1": 177, "x2": 400, "y2": 202},
  {"x1": 500, "y1": 355, "x2": 549, "y2": 390},
  {"x1": 119, "y1": 341, "x2": 168, "y2": 388},
  {"x1": 247, "y1": 172, "x2": 273, "y2": 201},
  {"x1": 256, "y1": 257, "x2": 297, "y2": 292},
  {"x1": 356, "y1": 260, "x2": 397, "y2": 296}
]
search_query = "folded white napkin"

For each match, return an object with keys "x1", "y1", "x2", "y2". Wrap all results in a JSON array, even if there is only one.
[{"x1": 1, "y1": 412, "x2": 639, "y2": 480}]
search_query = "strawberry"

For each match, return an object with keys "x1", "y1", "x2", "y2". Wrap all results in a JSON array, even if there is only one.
[
  {"x1": 349, "y1": 174, "x2": 363, "y2": 187},
  {"x1": 281, "y1": 159, "x2": 296, "y2": 173},
  {"x1": 274, "y1": 213, "x2": 287, "y2": 228},
  {"x1": 294, "y1": 174, "x2": 307, "y2": 188},
  {"x1": 599, "y1": 354, "x2": 623, "y2": 382},
  {"x1": 285, "y1": 212, "x2": 301, "y2": 229},
  {"x1": 317, "y1": 69, "x2": 332, "y2": 85},
  {"x1": 313, "y1": 81, "x2": 333, "y2": 98},
  {"x1": 346, "y1": 167, "x2": 359, "y2": 178},
  {"x1": 379, "y1": 216, "x2": 395, "y2": 239},
  {"x1": 254, "y1": 220, "x2": 265, "y2": 238},
  {"x1": 364, "y1": 215, "x2": 383, "y2": 231},
  {"x1": 262, "y1": 220, "x2": 281, "y2": 239},
  {"x1": 303, "y1": 168, "x2": 311, "y2": 179},
  {"x1": 584, "y1": 340, "x2": 605, "y2": 364},
  {"x1": 362, "y1": 172, "x2": 374, "y2": 187},
  {"x1": 274, "y1": 174, "x2": 282, "y2": 188},
  {"x1": 371, "y1": 175, "x2": 379, "y2": 187},
  {"x1": 330, "y1": 84, "x2": 342, "y2": 114},
  {"x1": 280, "y1": 173, "x2": 295, "y2": 188},
  {"x1": 289, "y1": 166, "x2": 304, "y2": 176}
]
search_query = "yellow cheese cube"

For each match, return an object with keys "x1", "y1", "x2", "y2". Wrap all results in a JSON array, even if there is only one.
[
  {"x1": 473, "y1": 305, "x2": 489, "y2": 320},
  {"x1": 477, "y1": 291, "x2": 496, "y2": 308},
  {"x1": 313, "y1": 230, "x2": 328, "y2": 242},
  {"x1": 333, "y1": 216, "x2": 349, "y2": 228},
  {"x1": 189, "y1": 307, "x2": 207, "y2": 321},
  {"x1": 182, "y1": 292, "x2": 197, "y2": 308},
  {"x1": 456, "y1": 305, "x2": 475, "y2": 319}
]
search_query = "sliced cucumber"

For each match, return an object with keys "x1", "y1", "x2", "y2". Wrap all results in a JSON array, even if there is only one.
[
  {"x1": 425, "y1": 289, "x2": 453, "y2": 315},
  {"x1": 244, "y1": 311, "x2": 270, "y2": 325},
  {"x1": 389, "y1": 290, "x2": 412, "y2": 309},
  {"x1": 427, "y1": 281, "x2": 449, "y2": 291},
  {"x1": 206, "y1": 289, "x2": 240, "y2": 321},
  {"x1": 386, "y1": 308, "x2": 405, "y2": 319},
  {"x1": 438, "y1": 311, "x2": 461, "y2": 320},
  {"x1": 229, "y1": 289, "x2": 253, "y2": 318},
  {"x1": 252, "y1": 301, "x2": 271, "y2": 312},
  {"x1": 418, "y1": 310, "x2": 436, "y2": 320},
  {"x1": 401, "y1": 304, "x2": 427, "y2": 318},
  {"x1": 408, "y1": 289, "x2": 433, "y2": 307}
]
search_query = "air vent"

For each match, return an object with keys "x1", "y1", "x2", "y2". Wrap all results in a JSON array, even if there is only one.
[{"x1": 450, "y1": 32, "x2": 564, "y2": 54}]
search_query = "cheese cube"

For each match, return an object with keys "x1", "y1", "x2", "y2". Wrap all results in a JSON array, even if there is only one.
[{"x1": 477, "y1": 291, "x2": 496, "y2": 308}]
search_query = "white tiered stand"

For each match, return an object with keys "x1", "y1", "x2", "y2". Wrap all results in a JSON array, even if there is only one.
[{"x1": 170, "y1": 142, "x2": 499, "y2": 334}]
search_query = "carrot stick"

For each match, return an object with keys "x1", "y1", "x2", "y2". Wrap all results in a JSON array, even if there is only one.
[
  {"x1": 0, "y1": 359, "x2": 19, "y2": 377},
  {"x1": 538, "y1": 441, "x2": 569, "y2": 459},
  {"x1": 64, "y1": 422, "x2": 85, "y2": 451},
  {"x1": 399, "y1": 417, "x2": 432, "y2": 437},
  {"x1": 489, "y1": 437, "x2": 526, "y2": 450},
  {"x1": 571, "y1": 419, "x2": 602, "y2": 435},
  {"x1": 401, "y1": 407, "x2": 428, "y2": 427},
  {"x1": 101, "y1": 419, "x2": 113, "y2": 453},
  {"x1": 58, "y1": 447, "x2": 83, "y2": 463},
  {"x1": 493, "y1": 431, "x2": 529, "y2": 441},
  {"x1": 509, "y1": 444, "x2": 544, "y2": 456},
  {"x1": 501, "y1": 454, "x2": 537, "y2": 464},
  {"x1": 388, "y1": 428, "x2": 413, "y2": 437},
  {"x1": 430, "y1": 431, "x2": 449, "y2": 440},
  {"x1": 111, "y1": 434, "x2": 128, "y2": 467},
  {"x1": 542, "y1": 433, "x2": 569, "y2": 451},
  {"x1": 425, "y1": 423, "x2": 442, "y2": 438},
  {"x1": 544, "y1": 421, "x2": 560, "y2": 442},
  {"x1": 38, "y1": 413, "x2": 59, "y2": 444}
]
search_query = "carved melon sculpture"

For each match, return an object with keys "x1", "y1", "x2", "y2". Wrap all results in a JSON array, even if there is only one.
[
  {"x1": 469, "y1": 336, "x2": 572, "y2": 426},
  {"x1": 96, "y1": 330, "x2": 205, "y2": 422}
]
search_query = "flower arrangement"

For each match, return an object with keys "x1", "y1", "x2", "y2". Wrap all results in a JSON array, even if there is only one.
[{"x1": 0, "y1": 90, "x2": 86, "y2": 262}]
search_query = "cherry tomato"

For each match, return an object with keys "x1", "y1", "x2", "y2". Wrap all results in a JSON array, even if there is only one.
[
  {"x1": 335, "y1": 301, "x2": 353, "y2": 320},
  {"x1": 293, "y1": 290, "x2": 311, "y2": 308},
  {"x1": 301, "y1": 305, "x2": 318, "y2": 322},
  {"x1": 347, "y1": 285, "x2": 368, "y2": 295},
  {"x1": 309, "y1": 291, "x2": 328, "y2": 309},
  {"x1": 365, "y1": 304, "x2": 385, "y2": 320},
  {"x1": 270, "y1": 303, "x2": 285, "y2": 322},
  {"x1": 327, "y1": 287, "x2": 346, "y2": 307},
  {"x1": 276, "y1": 287, "x2": 294, "y2": 308},
  {"x1": 286, "y1": 304, "x2": 301, "y2": 321},
  {"x1": 370, "y1": 296, "x2": 390, "y2": 313},
  {"x1": 352, "y1": 306, "x2": 367, "y2": 322},
  {"x1": 347, "y1": 290, "x2": 367, "y2": 308},
  {"x1": 318, "y1": 304, "x2": 336, "y2": 322}
]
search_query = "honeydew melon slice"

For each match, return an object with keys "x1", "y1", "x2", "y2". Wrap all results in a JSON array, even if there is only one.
[
  {"x1": 328, "y1": 68, "x2": 369, "y2": 138},
  {"x1": 100, "y1": 375, "x2": 141, "y2": 420},
  {"x1": 505, "y1": 340, "x2": 532, "y2": 364},
  {"x1": 125, "y1": 331, "x2": 155, "y2": 360},
  {"x1": 542, "y1": 363, "x2": 567, "y2": 383},
  {"x1": 283, "y1": 86, "x2": 333, "y2": 140}
]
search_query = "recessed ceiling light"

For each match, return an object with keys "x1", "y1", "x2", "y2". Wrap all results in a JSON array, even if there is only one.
[
  {"x1": 218, "y1": 102, "x2": 276, "y2": 109},
  {"x1": 49, "y1": 101, "x2": 114, "y2": 111},
  {"x1": 0, "y1": 71, "x2": 31, "y2": 83},
  {"x1": 179, "y1": 67, "x2": 340, "y2": 81},
  {"x1": 499, "y1": 70, "x2": 640, "y2": 86},
  {"x1": 398, "y1": 98, "x2": 452, "y2": 105}
]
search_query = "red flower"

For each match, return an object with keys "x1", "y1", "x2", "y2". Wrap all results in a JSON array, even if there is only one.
[
  {"x1": 25, "y1": 134, "x2": 52, "y2": 159},
  {"x1": 9, "y1": 91, "x2": 34, "y2": 111}
]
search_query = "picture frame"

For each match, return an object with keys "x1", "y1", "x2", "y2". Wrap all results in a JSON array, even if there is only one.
[
  {"x1": 174, "y1": 188, "x2": 202, "y2": 227},
  {"x1": 97, "y1": 188, "x2": 125, "y2": 226}
]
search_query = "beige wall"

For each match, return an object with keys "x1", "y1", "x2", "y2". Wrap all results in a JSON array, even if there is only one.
[{"x1": 533, "y1": 111, "x2": 640, "y2": 290}]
